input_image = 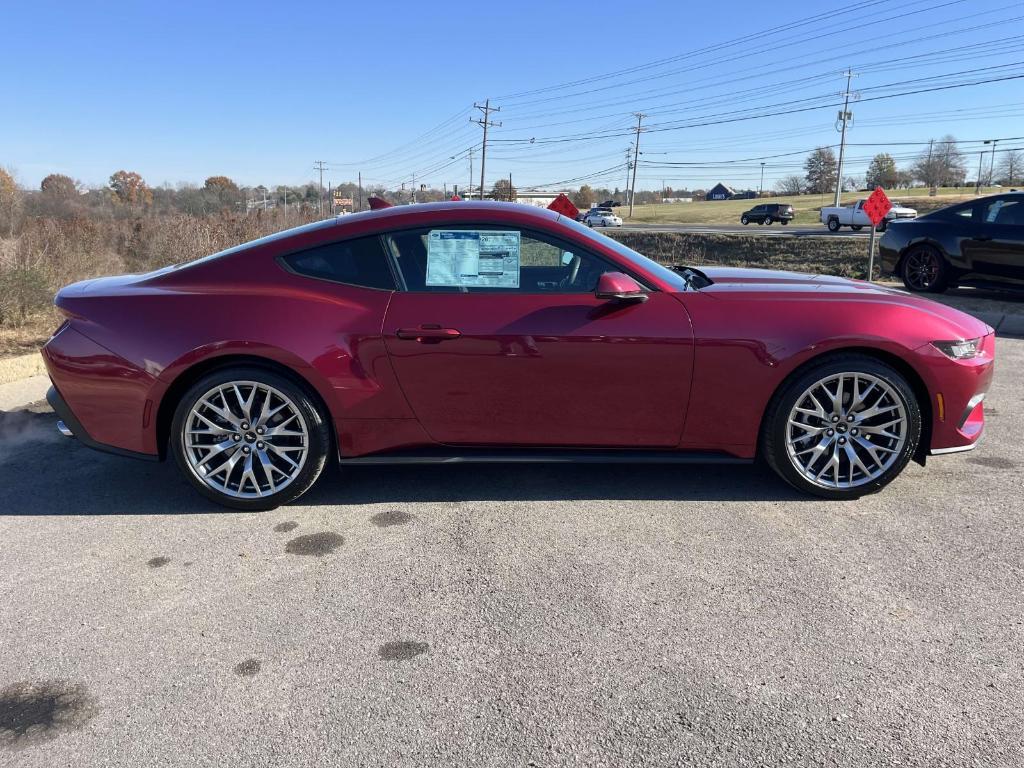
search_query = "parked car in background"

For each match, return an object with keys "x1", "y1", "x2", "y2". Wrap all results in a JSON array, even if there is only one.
[
  {"x1": 879, "y1": 192, "x2": 1024, "y2": 293},
  {"x1": 740, "y1": 203, "x2": 794, "y2": 226},
  {"x1": 584, "y1": 207, "x2": 623, "y2": 227},
  {"x1": 821, "y1": 199, "x2": 918, "y2": 232},
  {"x1": 44, "y1": 201, "x2": 993, "y2": 509}
]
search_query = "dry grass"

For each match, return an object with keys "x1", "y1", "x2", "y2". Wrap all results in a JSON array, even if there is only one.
[
  {"x1": 621, "y1": 187, "x2": 998, "y2": 226},
  {"x1": 0, "y1": 209, "x2": 317, "y2": 358},
  {"x1": 610, "y1": 230, "x2": 872, "y2": 279}
]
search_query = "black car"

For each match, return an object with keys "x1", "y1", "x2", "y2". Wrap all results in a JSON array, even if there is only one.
[
  {"x1": 740, "y1": 203, "x2": 794, "y2": 226},
  {"x1": 879, "y1": 192, "x2": 1024, "y2": 293}
]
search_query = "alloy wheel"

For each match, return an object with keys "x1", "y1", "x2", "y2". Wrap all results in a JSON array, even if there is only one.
[
  {"x1": 903, "y1": 249, "x2": 940, "y2": 291},
  {"x1": 785, "y1": 372, "x2": 908, "y2": 489},
  {"x1": 182, "y1": 381, "x2": 309, "y2": 499}
]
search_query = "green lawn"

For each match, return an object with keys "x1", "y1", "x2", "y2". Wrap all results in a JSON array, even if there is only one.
[{"x1": 621, "y1": 187, "x2": 1006, "y2": 226}]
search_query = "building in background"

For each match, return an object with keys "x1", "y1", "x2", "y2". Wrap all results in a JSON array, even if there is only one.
[{"x1": 706, "y1": 183, "x2": 736, "y2": 201}]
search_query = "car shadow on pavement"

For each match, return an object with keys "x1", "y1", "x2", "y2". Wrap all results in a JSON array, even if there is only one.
[{"x1": 0, "y1": 408, "x2": 809, "y2": 515}]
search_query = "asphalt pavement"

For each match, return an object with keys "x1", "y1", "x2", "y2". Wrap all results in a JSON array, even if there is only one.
[{"x1": 1, "y1": 339, "x2": 1022, "y2": 767}]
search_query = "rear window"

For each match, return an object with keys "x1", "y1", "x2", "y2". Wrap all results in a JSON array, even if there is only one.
[{"x1": 281, "y1": 235, "x2": 396, "y2": 290}]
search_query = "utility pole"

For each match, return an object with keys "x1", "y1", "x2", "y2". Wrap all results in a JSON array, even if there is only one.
[
  {"x1": 472, "y1": 100, "x2": 501, "y2": 200},
  {"x1": 509, "y1": 172, "x2": 513, "y2": 202},
  {"x1": 328, "y1": 182, "x2": 332, "y2": 215},
  {"x1": 759, "y1": 163, "x2": 766, "y2": 197},
  {"x1": 986, "y1": 139, "x2": 998, "y2": 190},
  {"x1": 833, "y1": 70, "x2": 857, "y2": 208},
  {"x1": 313, "y1": 160, "x2": 326, "y2": 217},
  {"x1": 358, "y1": 171, "x2": 363, "y2": 211},
  {"x1": 926, "y1": 139, "x2": 935, "y2": 193},
  {"x1": 629, "y1": 112, "x2": 646, "y2": 218},
  {"x1": 976, "y1": 151, "x2": 985, "y2": 194},
  {"x1": 624, "y1": 147, "x2": 633, "y2": 205}
]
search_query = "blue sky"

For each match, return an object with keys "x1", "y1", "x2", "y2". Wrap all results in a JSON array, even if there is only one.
[{"x1": 3, "y1": 0, "x2": 1023, "y2": 192}]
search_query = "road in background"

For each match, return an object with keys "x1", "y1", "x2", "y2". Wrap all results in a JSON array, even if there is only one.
[
  {"x1": 614, "y1": 223, "x2": 871, "y2": 237},
  {"x1": 1, "y1": 338, "x2": 1021, "y2": 766}
]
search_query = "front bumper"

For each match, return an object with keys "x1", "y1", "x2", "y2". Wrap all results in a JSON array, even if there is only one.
[{"x1": 918, "y1": 334, "x2": 994, "y2": 456}]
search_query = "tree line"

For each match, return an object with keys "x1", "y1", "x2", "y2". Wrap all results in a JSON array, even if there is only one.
[{"x1": 774, "y1": 137, "x2": 1023, "y2": 197}]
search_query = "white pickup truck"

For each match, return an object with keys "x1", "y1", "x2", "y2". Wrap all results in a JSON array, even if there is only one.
[{"x1": 820, "y1": 199, "x2": 917, "y2": 232}]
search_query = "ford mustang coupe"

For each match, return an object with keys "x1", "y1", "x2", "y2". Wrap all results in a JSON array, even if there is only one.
[{"x1": 43, "y1": 202, "x2": 994, "y2": 510}]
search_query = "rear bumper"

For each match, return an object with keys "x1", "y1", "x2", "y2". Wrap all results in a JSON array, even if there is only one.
[
  {"x1": 42, "y1": 323, "x2": 159, "y2": 459},
  {"x1": 46, "y1": 385, "x2": 157, "y2": 461}
]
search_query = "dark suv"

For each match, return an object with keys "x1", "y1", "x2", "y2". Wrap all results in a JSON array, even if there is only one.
[{"x1": 741, "y1": 203, "x2": 794, "y2": 226}]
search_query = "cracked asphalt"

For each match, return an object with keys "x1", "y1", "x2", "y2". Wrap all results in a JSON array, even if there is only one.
[{"x1": 0, "y1": 338, "x2": 1021, "y2": 767}]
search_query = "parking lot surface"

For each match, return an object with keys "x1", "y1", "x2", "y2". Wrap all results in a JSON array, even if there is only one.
[{"x1": 1, "y1": 338, "x2": 1022, "y2": 767}]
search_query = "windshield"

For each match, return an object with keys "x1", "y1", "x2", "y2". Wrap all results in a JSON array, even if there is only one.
[{"x1": 557, "y1": 216, "x2": 692, "y2": 291}]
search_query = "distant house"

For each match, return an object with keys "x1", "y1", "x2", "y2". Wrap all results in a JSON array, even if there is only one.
[{"x1": 706, "y1": 183, "x2": 736, "y2": 201}]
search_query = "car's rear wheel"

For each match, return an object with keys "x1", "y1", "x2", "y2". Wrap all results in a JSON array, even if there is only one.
[
  {"x1": 827, "y1": 217, "x2": 841, "y2": 232},
  {"x1": 741, "y1": 215, "x2": 749, "y2": 225},
  {"x1": 170, "y1": 367, "x2": 331, "y2": 511},
  {"x1": 762, "y1": 355, "x2": 920, "y2": 500},
  {"x1": 901, "y1": 245, "x2": 948, "y2": 293},
  {"x1": 764, "y1": 216, "x2": 773, "y2": 225}
]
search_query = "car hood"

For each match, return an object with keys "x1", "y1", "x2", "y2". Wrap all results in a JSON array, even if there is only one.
[{"x1": 694, "y1": 267, "x2": 992, "y2": 339}]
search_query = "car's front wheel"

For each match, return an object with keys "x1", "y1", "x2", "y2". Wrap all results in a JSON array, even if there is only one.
[
  {"x1": 761, "y1": 355, "x2": 921, "y2": 500},
  {"x1": 901, "y1": 245, "x2": 948, "y2": 293},
  {"x1": 170, "y1": 367, "x2": 331, "y2": 510}
]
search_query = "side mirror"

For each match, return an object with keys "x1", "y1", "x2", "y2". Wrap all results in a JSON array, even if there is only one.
[{"x1": 595, "y1": 272, "x2": 648, "y2": 302}]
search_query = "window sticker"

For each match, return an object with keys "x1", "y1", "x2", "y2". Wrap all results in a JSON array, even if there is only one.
[{"x1": 426, "y1": 230, "x2": 520, "y2": 288}]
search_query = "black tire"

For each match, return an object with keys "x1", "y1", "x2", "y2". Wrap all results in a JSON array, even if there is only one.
[
  {"x1": 827, "y1": 217, "x2": 841, "y2": 232},
  {"x1": 900, "y1": 244, "x2": 948, "y2": 293},
  {"x1": 741, "y1": 215, "x2": 749, "y2": 225},
  {"x1": 764, "y1": 217, "x2": 773, "y2": 225},
  {"x1": 170, "y1": 366, "x2": 331, "y2": 511},
  {"x1": 761, "y1": 354, "x2": 921, "y2": 500},
  {"x1": 781, "y1": 219, "x2": 789, "y2": 225},
  {"x1": 851, "y1": 225, "x2": 863, "y2": 231}
]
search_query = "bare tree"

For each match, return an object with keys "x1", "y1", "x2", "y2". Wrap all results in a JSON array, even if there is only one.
[
  {"x1": 775, "y1": 175, "x2": 804, "y2": 195},
  {"x1": 913, "y1": 136, "x2": 966, "y2": 188},
  {"x1": 997, "y1": 150, "x2": 1024, "y2": 186},
  {"x1": 0, "y1": 167, "x2": 22, "y2": 237}
]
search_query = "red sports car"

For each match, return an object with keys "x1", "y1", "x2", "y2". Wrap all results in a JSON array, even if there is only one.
[{"x1": 43, "y1": 202, "x2": 994, "y2": 510}]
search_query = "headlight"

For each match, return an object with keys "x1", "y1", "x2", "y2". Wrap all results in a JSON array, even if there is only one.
[{"x1": 932, "y1": 338, "x2": 981, "y2": 359}]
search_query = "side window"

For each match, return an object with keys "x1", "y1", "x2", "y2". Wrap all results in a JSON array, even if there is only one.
[
  {"x1": 282, "y1": 236, "x2": 395, "y2": 290},
  {"x1": 983, "y1": 199, "x2": 1024, "y2": 226},
  {"x1": 946, "y1": 204, "x2": 976, "y2": 221},
  {"x1": 385, "y1": 227, "x2": 621, "y2": 294}
]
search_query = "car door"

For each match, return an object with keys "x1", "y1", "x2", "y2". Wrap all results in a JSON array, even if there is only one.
[
  {"x1": 381, "y1": 224, "x2": 694, "y2": 447},
  {"x1": 965, "y1": 197, "x2": 1024, "y2": 282}
]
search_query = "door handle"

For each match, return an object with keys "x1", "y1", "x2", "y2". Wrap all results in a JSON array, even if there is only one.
[{"x1": 396, "y1": 325, "x2": 461, "y2": 342}]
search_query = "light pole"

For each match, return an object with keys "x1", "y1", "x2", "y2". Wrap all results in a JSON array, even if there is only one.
[{"x1": 759, "y1": 162, "x2": 766, "y2": 197}]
